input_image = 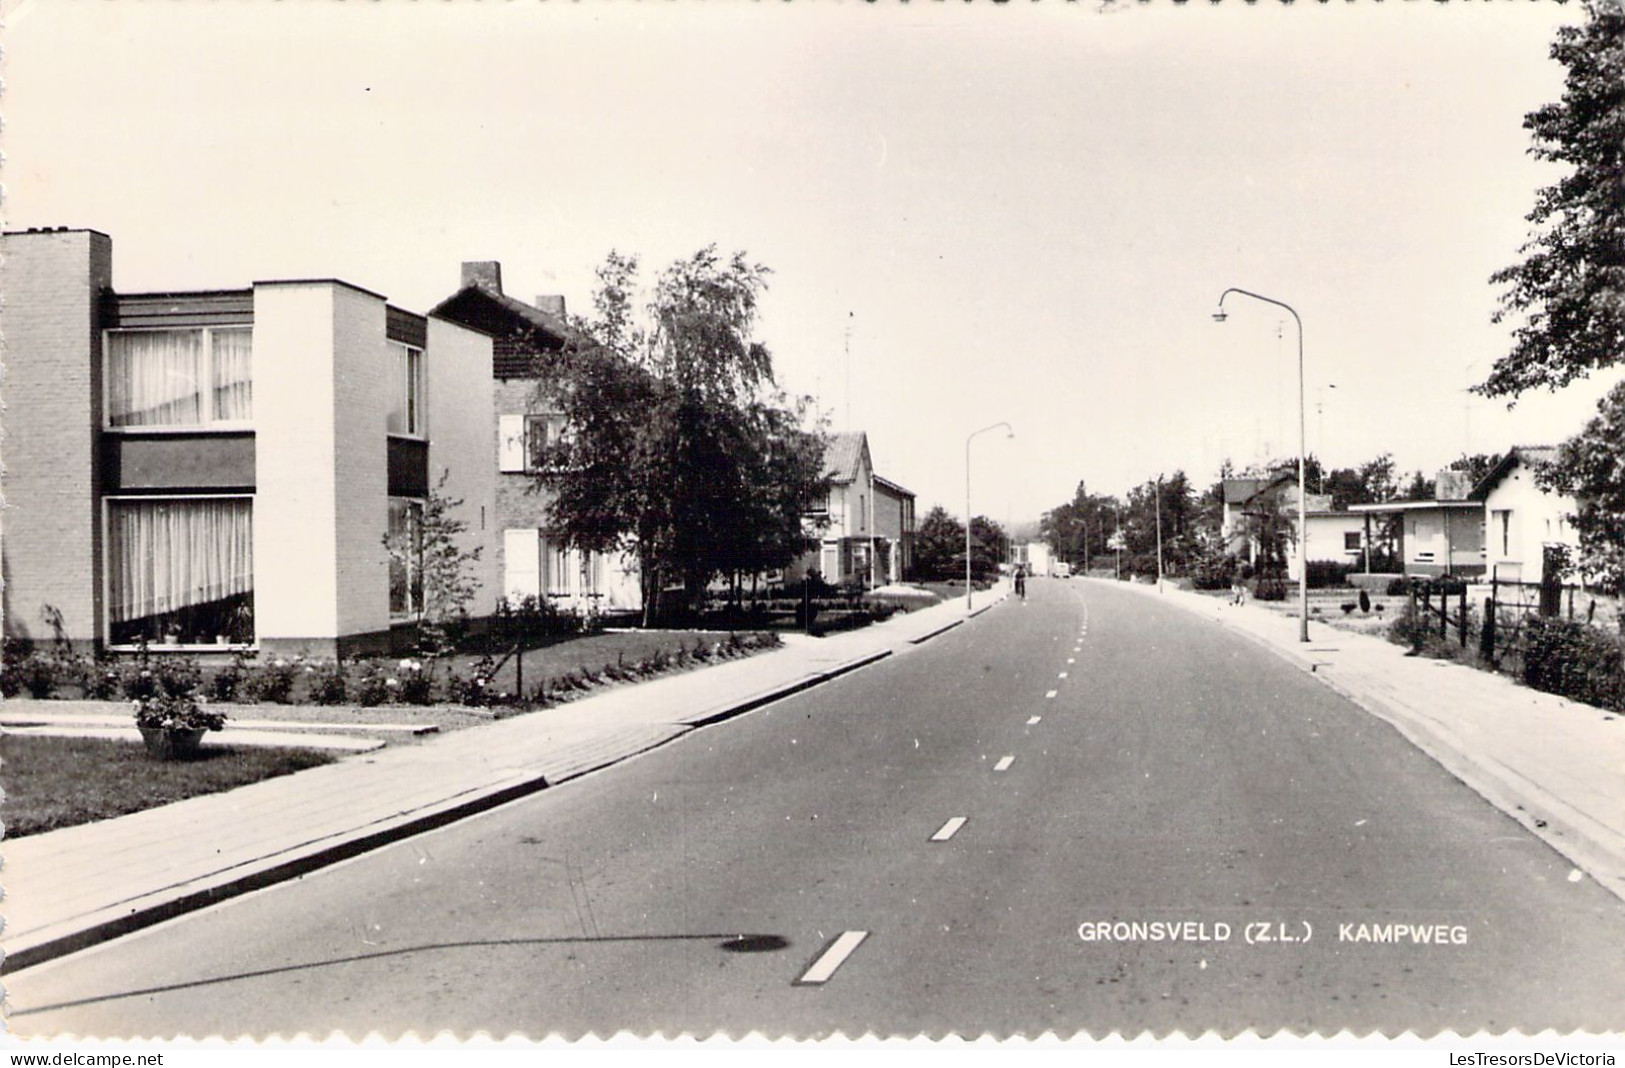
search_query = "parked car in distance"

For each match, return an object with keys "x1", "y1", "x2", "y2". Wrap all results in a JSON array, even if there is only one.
[{"x1": 1052, "y1": 562, "x2": 1072, "y2": 579}]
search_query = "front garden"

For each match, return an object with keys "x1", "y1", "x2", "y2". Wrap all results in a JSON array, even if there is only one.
[{"x1": 0, "y1": 628, "x2": 783, "y2": 711}]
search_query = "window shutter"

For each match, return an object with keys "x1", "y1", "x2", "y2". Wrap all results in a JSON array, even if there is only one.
[
  {"x1": 499, "y1": 415, "x2": 526, "y2": 472},
  {"x1": 503, "y1": 529, "x2": 541, "y2": 601}
]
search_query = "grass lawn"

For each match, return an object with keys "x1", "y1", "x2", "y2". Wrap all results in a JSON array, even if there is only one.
[
  {"x1": 453, "y1": 628, "x2": 775, "y2": 698},
  {"x1": 0, "y1": 735, "x2": 336, "y2": 838}
]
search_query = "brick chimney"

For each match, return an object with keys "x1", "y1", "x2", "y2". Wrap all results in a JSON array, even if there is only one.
[
  {"x1": 534, "y1": 295, "x2": 566, "y2": 318},
  {"x1": 461, "y1": 261, "x2": 503, "y2": 295}
]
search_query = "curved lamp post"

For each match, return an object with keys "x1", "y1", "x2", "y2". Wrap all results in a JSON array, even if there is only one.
[
  {"x1": 1213, "y1": 288, "x2": 1310, "y2": 643},
  {"x1": 966, "y1": 421, "x2": 1014, "y2": 611}
]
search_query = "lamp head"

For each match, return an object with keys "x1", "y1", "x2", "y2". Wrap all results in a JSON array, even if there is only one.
[{"x1": 1211, "y1": 310, "x2": 1228, "y2": 323}]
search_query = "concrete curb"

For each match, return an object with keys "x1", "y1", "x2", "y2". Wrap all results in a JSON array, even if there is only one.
[
  {"x1": 2, "y1": 647, "x2": 901, "y2": 972},
  {"x1": 1090, "y1": 577, "x2": 1625, "y2": 905},
  {"x1": 908, "y1": 619, "x2": 964, "y2": 645}
]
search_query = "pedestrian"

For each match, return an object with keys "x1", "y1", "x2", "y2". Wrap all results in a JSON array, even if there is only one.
[
  {"x1": 1231, "y1": 575, "x2": 1247, "y2": 607},
  {"x1": 1015, "y1": 565, "x2": 1027, "y2": 600}
]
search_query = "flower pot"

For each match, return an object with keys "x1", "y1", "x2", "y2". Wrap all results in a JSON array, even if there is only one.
[{"x1": 139, "y1": 725, "x2": 206, "y2": 760}]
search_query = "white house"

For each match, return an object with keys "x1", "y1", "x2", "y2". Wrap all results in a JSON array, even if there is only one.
[{"x1": 1470, "y1": 445, "x2": 1578, "y2": 587}]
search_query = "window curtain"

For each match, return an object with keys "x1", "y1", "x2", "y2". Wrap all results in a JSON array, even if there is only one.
[
  {"x1": 107, "y1": 331, "x2": 205, "y2": 427},
  {"x1": 211, "y1": 328, "x2": 253, "y2": 421},
  {"x1": 109, "y1": 499, "x2": 254, "y2": 623},
  {"x1": 387, "y1": 343, "x2": 422, "y2": 436}
]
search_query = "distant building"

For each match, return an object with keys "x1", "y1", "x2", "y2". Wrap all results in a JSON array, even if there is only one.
[{"x1": 787, "y1": 431, "x2": 915, "y2": 587}]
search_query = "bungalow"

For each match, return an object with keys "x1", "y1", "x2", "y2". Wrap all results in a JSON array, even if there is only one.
[
  {"x1": 1469, "y1": 445, "x2": 1578, "y2": 587},
  {"x1": 429, "y1": 262, "x2": 640, "y2": 615},
  {"x1": 1348, "y1": 470, "x2": 1485, "y2": 580},
  {"x1": 0, "y1": 227, "x2": 498, "y2": 656}
]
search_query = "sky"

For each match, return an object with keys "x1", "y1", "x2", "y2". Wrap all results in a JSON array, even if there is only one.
[{"x1": 5, "y1": 0, "x2": 1619, "y2": 528}]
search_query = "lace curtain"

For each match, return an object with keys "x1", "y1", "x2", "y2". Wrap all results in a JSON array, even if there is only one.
[
  {"x1": 109, "y1": 498, "x2": 254, "y2": 623},
  {"x1": 107, "y1": 330, "x2": 205, "y2": 427},
  {"x1": 107, "y1": 328, "x2": 252, "y2": 426}
]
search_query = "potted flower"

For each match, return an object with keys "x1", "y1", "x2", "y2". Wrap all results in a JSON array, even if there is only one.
[{"x1": 132, "y1": 658, "x2": 227, "y2": 759}]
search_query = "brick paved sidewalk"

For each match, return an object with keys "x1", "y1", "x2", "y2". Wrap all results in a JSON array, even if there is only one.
[
  {"x1": 1105, "y1": 577, "x2": 1625, "y2": 905},
  {"x1": 1, "y1": 584, "x2": 1006, "y2": 970}
]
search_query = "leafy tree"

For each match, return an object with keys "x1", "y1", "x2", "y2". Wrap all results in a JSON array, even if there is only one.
[
  {"x1": 1479, "y1": 0, "x2": 1625, "y2": 401},
  {"x1": 1447, "y1": 451, "x2": 1504, "y2": 490},
  {"x1": 1539, "y1": 381, "x2": 1625, "y2": 596},
  {"x1": 1400, "y1": 470, "x2": 1436, "y2": 502},
  {"x1": 911, "y1": 505, "x2": 965, "y2": 581},
  {"x1": 968, "y1": 515, "x2": 1008, "y2": 580},
  {"x1": 543, "y1": 247, "x2": 829, "y2": 624}
]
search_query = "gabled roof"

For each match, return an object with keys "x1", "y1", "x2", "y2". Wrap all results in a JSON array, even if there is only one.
[
  {"x1": 1468, "y1": 445, "x2": 1560, "y2": 501},
  {"x1": 1222, "y1": 471, "x2": 1293, "y2": 506},
  {"x1": 823, "y1": 431, "x2": 870, "y2": 484},
  {"x1": 873, "y1": 473, "x2": 915, "y2": 499},
  {"x1": 429, "y1": 284, "x2": 573, "y2": 346}
]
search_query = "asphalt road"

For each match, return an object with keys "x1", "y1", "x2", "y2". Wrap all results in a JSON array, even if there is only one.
[{"x1": 11, "y1": 579, "x2": 1625, "y2": 1039}]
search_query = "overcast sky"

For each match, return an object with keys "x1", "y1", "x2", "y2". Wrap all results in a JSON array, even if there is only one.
[{"x1": 6, "y1": 0, "x2": 1618, "y2": 525}]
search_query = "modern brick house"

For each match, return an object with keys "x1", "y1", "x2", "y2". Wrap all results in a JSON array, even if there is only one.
[
  {"x1": 430, "y1": 262, "x2": 640, "y2": 615},
  {"x1": 0, "y1": 227, "x2": 498, "y2": 656}
]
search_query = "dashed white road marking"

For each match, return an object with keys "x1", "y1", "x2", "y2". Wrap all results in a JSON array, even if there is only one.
[
  {"x1": 994, "y1": 756, "x2": 1014, "y2": 771},
  {"x1": 931, "y1": 817, "x2": 968, "y2": 842},
  {"x1": 1045, "y1": 690, "x2": 1058, "y2": 699},
  {"x1": 798, "y1": 930, "x2": 869, "y2": 985},
  {"x1": 1027, "y1": 716, "x2": 1042, "y2": 725},
  {"x1": 1058, "y1": 672, "x2": 1069, "y2": 679},
  {"x1": 1067, "y1": 658, "x2": 1076, "y2": 664}
]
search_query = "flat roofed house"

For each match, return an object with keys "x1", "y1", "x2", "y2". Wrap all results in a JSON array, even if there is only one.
[{"x1": 1, "y1": 227, "x2": 497, "y2": 656}]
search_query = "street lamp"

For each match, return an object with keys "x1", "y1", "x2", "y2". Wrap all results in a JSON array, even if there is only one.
[
  {"x1": 966, "y1": 421, "x2": 1014, "y2": 612},
  {"x1": 1213, "y1": 287, "x2": 1310, "y2": 643}
]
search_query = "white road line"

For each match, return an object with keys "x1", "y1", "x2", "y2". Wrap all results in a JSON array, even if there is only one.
[
  {"x1": 1045, "y1": 690, "x2": 1058, "y2": 699},
  {"x1": 1027, "y1": 716, "x2": 1042, "y2": 725},
  {"x1": 931, "y1": 816, "x2": 968, "y2": 842},
  {"x1": 798, "y1": 930, "x2": 869, "y2": 985},
  {"x1": 1067, "y1": 658, "x2": 1076, "y2": 664},
  {"x1": 1058, "y1": 672, "x2": 1068, "y2": 679},
  {"x1": 994, "y1": 756, "x2": 1014, "y2": 771}
]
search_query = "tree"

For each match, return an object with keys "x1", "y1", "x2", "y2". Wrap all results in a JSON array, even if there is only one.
[
  {"x1": 968, "y1": 515, "x2": 1008, "y2": 580},
  {"x1": 911, "y1": 506, "x2": 964, "y2": 581},
  {"x1": 1539, "y1": 381, "x2": 1625, "y2": 596},
  {"x1": 1479, "y1": 0, "x2": 1625, "y2": 401},
  {"x1": 544, "y1": 248, "x2": 829, "y2": 624},
  {"x1": 383, "y1": 470, "x2": 485, "y2": 661}
]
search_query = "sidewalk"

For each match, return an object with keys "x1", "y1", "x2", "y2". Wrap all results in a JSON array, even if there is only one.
[
  {"x1": 1105, "y1": 577, "x2": 1625, "y2": 906},
  {"x1": 0, "y1": 583, "x2": 1007, "y2": 971}
]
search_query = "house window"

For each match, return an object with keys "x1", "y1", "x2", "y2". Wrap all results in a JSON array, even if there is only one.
[
  {"x1": 526, "y1": 413, "x2": 568, "y2": 471},
  {"x1": 106, "y1": 327, "x2": 253, "y2": 428},
  {"x1": 387, "y1": 342, "x2": 425, "y2": 437},
  {"x1": 388, "y1": 497, "x2": 424, "y2": 618},
  {"x1": 107, "y1": 496, "x2": 254, "y2": 646},
  {"x1": 1343, "y1": 531, "x2": 1362, "y2": 552}
]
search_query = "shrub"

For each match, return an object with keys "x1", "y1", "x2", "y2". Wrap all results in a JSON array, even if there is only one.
[
  {"x1": 244, "y1": 657, "x2": 299, "y2": 704},
  {"x1": 1190, "y1": 553, "x2": 1238, "y2": 592},
  {"x1": 85, "y1": 658, "x2": 123, "y2": 700},
  {"x1": 120, "y1": 659, "x2": 161, "y2": 701},
  {"x1": 396, "y1": 659, "x2": 434, "y2": 705},
  {"x1": 209, "y1": 652, "x2": 251, "y2": 702},
  {"x1": 355, "y1": 663, "x2": 391, "y2": 707},
  {"x1": 13, "y1": 654, "x2": 61, "y2": 699},
  {"x1": 1305, "y1": 560, "x2": 1356, "y2": 590},
  {"x1": 309, "y1": 660, "x2": 350, "y2": 705},
  {"x1": 1512, "y1": 616, "x2": 1625, "y2": 712},
  {"x1": 1385, "y1": 577, "x2": 1411, "y2": 597}
]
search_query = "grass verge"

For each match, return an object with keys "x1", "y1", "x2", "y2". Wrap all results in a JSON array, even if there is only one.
[{"x1": 0, "y1": 735, "x2": 336, "y2": 838}]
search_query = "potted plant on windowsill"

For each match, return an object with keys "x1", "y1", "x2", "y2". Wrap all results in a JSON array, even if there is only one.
[{"x1": 129, "y1": 658, "x2": 227, "y2": 759}]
